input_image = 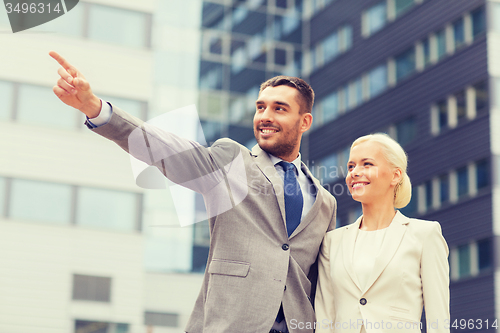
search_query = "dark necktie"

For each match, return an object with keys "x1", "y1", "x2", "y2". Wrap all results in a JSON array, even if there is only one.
[
  {"x1": 278, "y1": 161, "x2": 304, "y2": 237},
  {"x1": 276, "y1": 161, "x2": 304, "y2": 323}
]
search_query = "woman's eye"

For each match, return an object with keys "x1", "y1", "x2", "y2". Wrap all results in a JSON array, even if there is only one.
[{"x1": 364, "y1": 162, "x2": 373, "y2": 167}]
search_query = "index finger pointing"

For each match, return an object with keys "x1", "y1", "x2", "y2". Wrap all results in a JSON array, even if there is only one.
[{"x1": 49, "y1": 51, "x2": 76, "y2": 74}]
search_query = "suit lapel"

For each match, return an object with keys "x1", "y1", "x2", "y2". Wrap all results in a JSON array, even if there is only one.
[
  {"x1": 288, "y1": 162, "x2": 321, "y2": 239},
  {"x1": 362, "y1": 211, "x2": 408, "y2": 294},
  {"x1": 342, "y1": 217, "x2": 363, "y2": 291},
  {"x1": 251, "y1": 145, "x2": 287, "y2": 227}
]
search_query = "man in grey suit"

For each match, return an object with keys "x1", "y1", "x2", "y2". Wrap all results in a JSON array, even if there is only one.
[{"x1": 50, "y1": 51, "x2": 336, "y2": 333}]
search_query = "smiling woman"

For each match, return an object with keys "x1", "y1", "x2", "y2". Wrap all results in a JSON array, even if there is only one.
[{"x1": 315, "y1": 133, "x2": 450, "y2": 333}]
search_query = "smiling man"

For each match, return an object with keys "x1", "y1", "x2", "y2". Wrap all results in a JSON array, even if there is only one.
[{"x1": 50, "y1": 51, "x2": 337, "y2": 333}]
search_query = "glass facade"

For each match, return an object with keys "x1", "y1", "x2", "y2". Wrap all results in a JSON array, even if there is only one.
[
  {"x1": 17, "y1": 84, "x2": 76, "y2": 129},
  {"x1": 0, "y1": 80, "x2": 13, "y2": 121},
  {"x1": 10, "y1": 179, "x2": 72, "y2": 224},
  {"x1": 368, "y1": 64, "x2": 388, "y2": 98},
  {"x1": 76, "y1": 187, "x2": 139, "y2": 232},
  {"x1": 88, "y1": 4, "x2": 151, "y2": 48},
  {"x1": 365, "y1": 2, "x2": 386, "y2": 36}
]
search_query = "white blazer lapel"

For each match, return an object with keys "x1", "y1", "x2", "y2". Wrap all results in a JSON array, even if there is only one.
[
  {"x1": 361, "y1": 211, "x2": 408, "y2": 294},
  {"x1": 342, "y1": 216, "x2": 363, "y2": 292}
]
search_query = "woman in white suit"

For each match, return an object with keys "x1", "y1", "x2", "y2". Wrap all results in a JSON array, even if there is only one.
[{"x1": 315, "y1": 133, "x2": 449, "y2": 333}]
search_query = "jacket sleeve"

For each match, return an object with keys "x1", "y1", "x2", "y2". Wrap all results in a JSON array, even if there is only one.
[
  {"x1": 421, "y1": 222, "x2": 450, "y2": 333},
  {"x1": 315, "y1": 232, "x2": 336, "y2": 333},
  {"x1": 91, "y1": 105, "x2": 241, "y2": 195}
]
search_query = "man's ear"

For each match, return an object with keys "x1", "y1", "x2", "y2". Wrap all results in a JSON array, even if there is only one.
[{"x1": 300, "y1": 113, "x2": 313, "y2": 133}]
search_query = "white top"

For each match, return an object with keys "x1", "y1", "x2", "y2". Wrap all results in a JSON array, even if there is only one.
[{"x1": 352, "y1": 228, "x2": 388, "y2": 290}]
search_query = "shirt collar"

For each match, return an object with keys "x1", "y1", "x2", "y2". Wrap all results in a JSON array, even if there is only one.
[{"x1": 270, "y1": 153, "x2": 302, "y2": 174}]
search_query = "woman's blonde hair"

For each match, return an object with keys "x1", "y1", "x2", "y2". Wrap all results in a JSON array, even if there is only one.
[{"x1": 351, "y1": 133, "x2": 412, "y2": 209}]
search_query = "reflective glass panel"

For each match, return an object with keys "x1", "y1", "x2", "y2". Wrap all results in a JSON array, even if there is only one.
[
  {"x1": 440, "y1": 174, "x2": 449, "y2": 203},
  {"x1": 400, "y1": 187, "x2": 417, "y2": 216},
  {"x1": 18, "y1": 84, "x2": 75, "y2": 128},
  {"x1": 455, "y1": 90, "x2": 466, "y2": 122},
  {"x1": 323, "y1": 32, "x2": 339, "y2": 63},
  {"x1": 476, "y1": 159, "x2": 489, "y2": 189},
  {"x1": 369, "y1": 64, "x2": 387, "y2": 98},
  {"x1": 318, "y1": 153, "x2": 338, "y2": 183},
  {"x1": 453, "y1": 18, "x2": 465, "y2": 49},
  {"x1": 472, "y1": 6, "x2": 486, "y2": 39},
  {"x1": 322, "y1": 92, "x2": 339, "y2": 122},
  {"x1": 396, "y1": 117, "x2": 416, "y2": 146},
  {"x1": 76, "y1": 187, "x2": 138, "y2": 232},
  {"x1": 100, "y1": 96, "x2": 145, "y2": 120},
  {"x1": 395, "y1": 0, "x2": 414, "y2": 17},
  {"x1": 457, "y1": 166, "x2": 468, "y2": 197},
  {"x1": 10, "y1": 179, "x2": 72, "y2": 224},
  {"x1": 425, "y1": 180, "x2": 432, "y2": 209},
  {"x1": 478, "y1": 238, "x2": 492, "y2": 271},
  {"x1": 474, "y1": 81, "x2": 488, "y2": 112},
  {"x1": 32, "y1": 2, "x2": 84, "y2": 36},
  {"x1": 367, "y1": 2, "x2": 387, "y2": 35},
  {"x1": 395, "y1": 47, "x2": 416, "y2": 82},
  {"x1": 0, "y1": 177, "x2": 5, "y2": 216},
  {"x1": 437, "y1": 100, "x2": 447, "y2": 130},
  {"x1": 436, "y1": 29, "x2": 446, "y2": 60},
  {"x1": 458, "y1": 244, "x2": 471, "y2": 278},
  {"x1": 493, "y1": 3, "x2": 500, "y2": 33},
  {"x1": 422, "y1": 38, "x2": 431, "y2": 67},
  {"x1": 88, "y1": 4, "x2": 149, "y2": 48},
  {"x1": 0, "y1": 80, "x2": 13, "y2": 121}
]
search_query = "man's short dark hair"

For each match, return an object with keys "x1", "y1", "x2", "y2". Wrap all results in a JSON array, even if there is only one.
[{"x1": 259, "y1": 75, "x2": 315, "y2": 114}]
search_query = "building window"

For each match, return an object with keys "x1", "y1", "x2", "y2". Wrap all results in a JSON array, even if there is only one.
[
  {"x1": 436, "y1": 29, "x2": 447, "y2": 60},
  {"x1": 473, "y1": 81, "x2": 488, "y2": 113},
  {"x1": 437, "y1": 100, "x2": 448, "y2": 130},
  {"x1": 400, "y1": 187, "x2": 417, "y2": 216},
  {"x1": 425, "y1": 180, "x2": 433, "y2": 210},
  {"x1": 476, "y1": 159, "x2": 488, "y2": 190},
  {"x1": 351, "y1": 78, "x2": 363, "y2": 108},
  {"x1": 477, "y1": 238, "x2": 492, "y2": 271},
  {"x1": 362, "y1": 2, "x2": 387, "y2": 37},
  {"x1": 368, "y1": 64, "x2": 388, "y2": 98},
  {"x1": 457, "y1": 166, "x2": 468, "y2": 198},
  {"x1": 18, "y1": 84, "x2": 76, "y2": 129},
  {"x1": 422, "y1": 38, "x2": 431, "y2": 68},
  {"x1": 75, "y1": 320, "x2": 129, "y2": 333},
  {"x1": 72, "y1": 274, "x2": 111, "y2": 302},
  {"x1": 493, "y1": 3, "x2": 500, "y2": 33},
  {"x1": 88, "y1": 4, "x2": 151, "y2": 48},
  {"x1": 76, "y1": 188, "x2": 140, "y2": 232},
  {"x1": 0, "y1": 177, "x2": 5, "y2": 216},
  {"x1": 144, "y1": 311, "x2": 179, "y2": 328},
  {"x1": 395, "y1": 47, "x2": 416, "y2": 82},
  {"x1": 395, "y1": 117, "x2": 416, "y2": 146},
  {"x1": 322, "y1": 31, "x2": 339, "y2": 63},
  {"x1": 322, "y1": 92, "x2": 339, "y2": 122},
  {"x1": 0, "y1": 80, "x2": 13, "y2": 120},
  {"x1": 455, "y1": 90, "x2": 466, "y2": 123},
  {"x1": 471, "y1": 6, "x2": 486, "y2": 39},
  {"x1": 311, "y1": 25, "x2": 352, "y2": 72},
  {"x1": 395, "y1": 0, "x2": 414, "y2": 17},
  {"x1": 10, "y1": 179, "x2": 72, "y2": 225},
  {"x1": 458, "y1": 244, "x2": 471, "y2": 278},
  {"x1": 439, "y1": 174, "x2": 449, "y2": 204},
  {"x1": 100, "y1": 96, "x2": 146, "y2": 120},
  {"x1": 453, "y1": 17, "x2": 465, "y2": 50},
  {"x1": 317, "y1": 153, "x2": 339, "y2": 184}
]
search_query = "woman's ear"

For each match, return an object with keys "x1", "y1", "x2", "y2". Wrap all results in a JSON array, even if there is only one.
[{"x1": 391, "y1": 168, "x2": 403, "y2": 186}]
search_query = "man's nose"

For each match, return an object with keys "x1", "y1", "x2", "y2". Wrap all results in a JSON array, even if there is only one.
[{"x1": 260, "y1": 107, "x2": 274, "y2": 122}]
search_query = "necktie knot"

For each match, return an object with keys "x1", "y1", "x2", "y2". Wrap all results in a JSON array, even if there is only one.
[{"x1": 278, "y1": 161, "x2": 296, "y2": 174}]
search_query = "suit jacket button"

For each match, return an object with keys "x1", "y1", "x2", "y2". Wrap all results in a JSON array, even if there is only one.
[
  {"x1": 360, "y1": 298, "x2": 367, "y2": 305},
  {"x1": 282, "y1": 244, "x2": 289, "y2": 251}
]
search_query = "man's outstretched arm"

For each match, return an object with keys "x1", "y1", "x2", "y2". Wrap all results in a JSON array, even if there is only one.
[{"x1": 49, "y1": 51, "x2": 102, "y2": 118}]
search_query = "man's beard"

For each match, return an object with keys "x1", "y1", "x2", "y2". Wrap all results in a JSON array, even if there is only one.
[{"x1": 254, "y1": 120, "x2": 301, "y2": 159}]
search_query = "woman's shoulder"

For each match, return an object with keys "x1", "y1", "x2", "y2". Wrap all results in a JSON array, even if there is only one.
[{"x1": 399, "y1": 212, "x2": 443, "y2": 237}]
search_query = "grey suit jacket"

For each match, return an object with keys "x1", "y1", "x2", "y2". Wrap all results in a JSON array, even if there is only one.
[{"x1": 90, "y1": 106, "x2": 337, "y2": 333}]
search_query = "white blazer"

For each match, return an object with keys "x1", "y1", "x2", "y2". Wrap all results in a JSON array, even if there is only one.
[{"x1": 315, "y1": 211, "x2": 449, "y2": 333}]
